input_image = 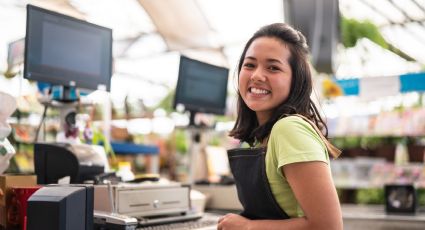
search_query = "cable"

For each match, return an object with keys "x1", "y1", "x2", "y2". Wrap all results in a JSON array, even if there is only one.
[{"x1": 34, "y1": 104, "x2": 48, "y2": 143}]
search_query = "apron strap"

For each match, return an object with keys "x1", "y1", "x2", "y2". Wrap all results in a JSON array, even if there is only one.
[{"x1": 287, "y1": 114, "x2": 341, "y2": 158}]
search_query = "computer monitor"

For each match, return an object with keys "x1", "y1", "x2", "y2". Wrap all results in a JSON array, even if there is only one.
[
  {"x1": 24, "y1": 4, "x2": 112, "y2": 92},
  {"x1": 173, "y1": 56, "x2": 229, "y2": 125}
]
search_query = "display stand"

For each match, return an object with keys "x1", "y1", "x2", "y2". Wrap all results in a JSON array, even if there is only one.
[
  {"x1": 37, "y1": 86, "x2": 92, "y2": 143},
  {"x1": 186, "y1": 111, "x2": 209, "y2": 184},
  {"x1": 39, "y1": 100, "x2": 77, "y2": 142}
]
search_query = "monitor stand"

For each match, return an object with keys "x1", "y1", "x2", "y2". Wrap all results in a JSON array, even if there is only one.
[
  {"x1": 188, "y1": 111, "x2": 196, "y2": 128},
  {"x1": 51, "y1": 85, "x2": 79, "y2": 102},
  {"x1": 186, "y1": 111, "x2": 209, "y2": 184},
  {"x1": 37, "y1": 86, "x2": 92, "y2": 143}
]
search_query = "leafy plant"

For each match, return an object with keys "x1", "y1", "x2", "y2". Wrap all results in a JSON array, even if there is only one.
[
  {"x1": 342, "y1": 17, "x2": 388, "y2": 49},
  {"x1": 154, "y1": 90, "x2": 175, "y2": 114},
  {"x1": 356, "y1": 188, "x2": 385, "y2": 204},
  {"x1": 331, "y1": 136, "x2": 364, "y2": 151},
  {"x1": 360, "y1": 136, "x2": 384, "y2": 149},
  {"x1": 341, "y1": 16, "x2": 415, "y2": 62},
  {"x1": 417, "y1": 188, "x2": 425, "y2": 206},
  {"x1": 174, "y1": 129, "x2": 188, "y2": 154},
  {"x1": 92, "y1": 129, "x2": 116, "y2": 161}
]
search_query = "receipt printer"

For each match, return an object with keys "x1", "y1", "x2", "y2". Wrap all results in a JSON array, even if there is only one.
[
  {"x1": 27, "y1": 184, "x2": 94, "y2": 230},
  {"x1": 34, "y1": 143, "x2": 105, "y2": 184}
]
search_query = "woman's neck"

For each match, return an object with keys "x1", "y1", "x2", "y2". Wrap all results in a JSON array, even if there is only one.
[{"x1": 256, "y1": 111, "x2": 272, "y2": 126}]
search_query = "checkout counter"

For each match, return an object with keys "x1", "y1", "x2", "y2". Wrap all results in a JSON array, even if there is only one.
[
  {"x1": 197, "y1": 184, "x2": 425, "y2": 230},
  {"x1": 342, "y1": 204, "x2": 425, "y2": 230}
]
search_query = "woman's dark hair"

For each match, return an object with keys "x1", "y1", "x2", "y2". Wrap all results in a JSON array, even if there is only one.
[{"x1": 229, "y1": 23, "x2": 328, "y2": 146}]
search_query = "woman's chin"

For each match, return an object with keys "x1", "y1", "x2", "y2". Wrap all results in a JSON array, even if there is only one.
[{"x1": 247, "y1": 104, "x2": 268, "y2": 112}]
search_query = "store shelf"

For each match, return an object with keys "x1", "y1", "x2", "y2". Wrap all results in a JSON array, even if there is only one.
[
  {"x1": 332, "y1": 159, "x2": 425, "y2": 190},
  {"x1": 110, "y1": 141, "x2": 159, "y2": 155},
  {"x1": 334, "y1": 182, "x2": 382, "y2": 190}
]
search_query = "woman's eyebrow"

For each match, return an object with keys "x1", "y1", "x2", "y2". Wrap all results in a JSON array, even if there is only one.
[
  {"x1": 266, "y1": 58, "x2": 283, "y2": 64},
  {"x1": 244, "y1": 56, "x2": 285, "y2": 65}
]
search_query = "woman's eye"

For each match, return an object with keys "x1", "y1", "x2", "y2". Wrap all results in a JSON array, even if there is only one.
[
  {"x1": 243, "y1": 63, "x2": 255, "y2": 68},
  {"x1": 268, "y1": 66, "x2": 281, "y2": 72}
]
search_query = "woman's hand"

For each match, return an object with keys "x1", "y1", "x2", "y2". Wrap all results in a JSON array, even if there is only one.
[{"x1": 217, "y1": 213, "x2": 251, "y2": 230}]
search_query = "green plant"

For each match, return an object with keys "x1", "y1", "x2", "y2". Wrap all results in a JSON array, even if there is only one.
[
  {"x1": 174, "y1": 129, "x2": 188, "y2": 154},
  {"x1": 342, "y1": 17, "x2": 388, "y2": 49},
  {"x1": 208, "y1": 135, "x2": 221, "y2": 146},
  {"x1": 417, "y1": 188, "x2": 425, "y2": 206},
  {"x1": 356, "y1": 188, "x2": 385, "y2": 204},
  {"x1": 330, "y1": 137, "x2": 345, "y2": 149},
  {"x1": 360, "y1": 136, "x2": 384, "y2": 149},
  {"x1": 341, "y1": 16, "x2": 415, "y2": 62},
  {"x1": 154, "y1": 90, "x2": 175, "y2": 114},
  {"x1": 343, "y1": 136, "x2": 362, "y2": 149},
  {"x1": 92, "y1": 129, "x2": 116, "y2": 161}
]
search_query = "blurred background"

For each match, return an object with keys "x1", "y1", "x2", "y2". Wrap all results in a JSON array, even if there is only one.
[{"x1": 1, "y1": 0, "x2": 425, "y2": 219}]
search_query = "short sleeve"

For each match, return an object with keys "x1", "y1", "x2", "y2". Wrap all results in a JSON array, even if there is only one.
[{"x1": 269, "y1": 116, "x2": 329, "y2": 173}]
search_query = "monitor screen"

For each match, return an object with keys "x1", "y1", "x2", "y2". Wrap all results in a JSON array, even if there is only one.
[
  {"x1": 173, "y1": 56, "x2": 229, "y2": 115},
  {"x1": 24, "y1": 4, "x2": 112, "y2": 91}
]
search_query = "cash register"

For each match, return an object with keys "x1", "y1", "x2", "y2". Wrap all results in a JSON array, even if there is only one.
[{"x1": 93, "y1": 181, "x2": 219, "y2": 230}]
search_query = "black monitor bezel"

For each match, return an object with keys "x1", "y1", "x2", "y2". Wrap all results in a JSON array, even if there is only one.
[
  {"x1": 173, "y1": 55, "x2": 229, "y2": 115},
  {"x1": 24, "y1": 4, "x2": 113, "y2": 91}
]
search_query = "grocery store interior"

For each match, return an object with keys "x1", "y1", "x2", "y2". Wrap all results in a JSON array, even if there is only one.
[{"x1": 1, "y1": 0, "x2": 425, "y2": 229}]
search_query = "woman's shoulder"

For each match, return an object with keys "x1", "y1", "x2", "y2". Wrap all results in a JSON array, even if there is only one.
[
  {"x1": 276, "y1": 115, "x2": 305, "y2": 123},
  {"x1": 268, "y1": 115, "x2": 329, "y2": 163},
  {"x1": 272, "y1": 115, "x2": 311, "y2": 133},
  {"x1": 270, "y1": 115, "x2": 324, "y2": 145}
]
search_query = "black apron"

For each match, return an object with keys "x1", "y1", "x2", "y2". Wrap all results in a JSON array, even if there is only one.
[
  {"x1": 227, "y1": 115, "x2": 341, "y2": 220},
  {"x1": 227, "y1": 147, "x2": 290, "y2": 220}
]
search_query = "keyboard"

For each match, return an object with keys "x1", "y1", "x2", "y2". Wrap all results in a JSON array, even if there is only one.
[{"x1": 136, "y1": 213, "x2": 219, "y2": 230}]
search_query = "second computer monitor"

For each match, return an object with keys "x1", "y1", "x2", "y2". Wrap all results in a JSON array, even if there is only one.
[{"x1": 173, "y1": 56, "x2": 229, "y2": 116}]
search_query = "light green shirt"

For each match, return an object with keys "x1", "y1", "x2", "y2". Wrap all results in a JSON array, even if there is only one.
[{"x1": 265, "y1": 116, "x2": 329, "y2": 217}]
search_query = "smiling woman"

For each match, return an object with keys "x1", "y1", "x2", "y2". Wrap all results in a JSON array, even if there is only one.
[
  {"x1": 238, "y1": 37, "x2": 293, "y2": 125},
  {"x1": 221, "y1": 23, "x2": 342, "y2": 230}
]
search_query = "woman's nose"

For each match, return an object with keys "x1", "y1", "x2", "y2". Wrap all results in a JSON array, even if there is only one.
[{"x1": 250, "y1": 68, "x2": 266, "y2": 82}]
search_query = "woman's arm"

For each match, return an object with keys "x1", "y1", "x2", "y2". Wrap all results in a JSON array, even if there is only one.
[{"x1": 218, "y1": 161, "x2": 342, "y2": 230}]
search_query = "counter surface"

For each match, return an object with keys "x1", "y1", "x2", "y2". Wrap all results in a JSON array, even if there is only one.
[{"x1": 342, "y1": 204, "x2": 425, "y2": 230}]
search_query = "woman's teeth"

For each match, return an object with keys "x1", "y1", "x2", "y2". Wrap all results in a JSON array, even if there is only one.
[{"x1": 250, "y1": 87, "x2": 270, "y2": 95}]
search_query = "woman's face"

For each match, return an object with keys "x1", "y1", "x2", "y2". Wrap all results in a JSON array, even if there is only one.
[{"x1": 239, "y1": 36, "x2": 293, "y2": 124}]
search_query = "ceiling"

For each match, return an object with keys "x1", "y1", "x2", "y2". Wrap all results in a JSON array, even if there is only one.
[{"x1": 0, "y1": 0, "x2": 424, "y2": 106}]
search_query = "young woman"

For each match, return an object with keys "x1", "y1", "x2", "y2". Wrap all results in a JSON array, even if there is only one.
[{"x1": 218, "y1": 23, "x2": 342, "y2": 230}]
